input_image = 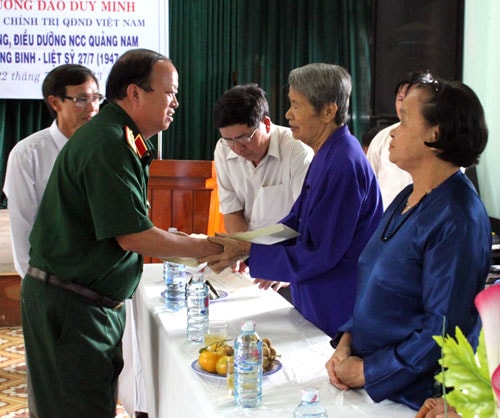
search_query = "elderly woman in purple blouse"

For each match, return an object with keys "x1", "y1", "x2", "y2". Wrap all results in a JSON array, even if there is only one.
[{"x1": 202, "y1": 63, "x2": 383, "y2": 339}]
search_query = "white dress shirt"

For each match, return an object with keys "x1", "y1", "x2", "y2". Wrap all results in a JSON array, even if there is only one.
[
  {"x1": 3, "y1": 120, "x2": 68, "y2": 277},
  {"x1": 366, "y1": 122, "x2": 413, "y2": 210},
  {"x1": 214, "y1": 124, "x2": 313, "y2": 230}
]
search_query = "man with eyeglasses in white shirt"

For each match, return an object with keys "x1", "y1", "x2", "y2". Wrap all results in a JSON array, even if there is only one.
[
  {"x1": 4, "y1": 64, "x2": 103, "y2": 279},
  {"x1": 213, "y1": 84, "x2": 313, "y2": 295}
]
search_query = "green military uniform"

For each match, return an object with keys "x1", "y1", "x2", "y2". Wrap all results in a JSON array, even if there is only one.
[{"x1": 21, "y1": 103, "x2": 154, "y2": 418}]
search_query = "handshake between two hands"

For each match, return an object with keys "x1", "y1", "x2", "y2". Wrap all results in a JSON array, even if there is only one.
[
  {"x1": 201, "y1": 223, "x2": 299, "y2": 274},
  {"x1": 167, "y1": 224, "x2": 298, "y2": 285}
]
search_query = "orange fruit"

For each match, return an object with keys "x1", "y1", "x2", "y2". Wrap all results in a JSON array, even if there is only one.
[
  {"x1": 215, "y1": 355, "x2": 231, "y2": 376},
  {"x1": 198, "y1": 349, "x2": 222, "y2": 373},
  {"x1": 206, "y1": 342, "x2": 219, "y2": 351}
]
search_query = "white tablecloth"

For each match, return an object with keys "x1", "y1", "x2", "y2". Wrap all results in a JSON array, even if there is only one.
[
  {"x1": 117, "y1": 299, "x2": 148, "y2": 415},
  {"x1": 130, "y1": 264, "x2": 416, "y2": 418}
]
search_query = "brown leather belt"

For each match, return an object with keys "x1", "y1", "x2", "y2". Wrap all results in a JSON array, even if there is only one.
[{"x1": 27, "y1": 266, "x2": 124, "y2": 310}]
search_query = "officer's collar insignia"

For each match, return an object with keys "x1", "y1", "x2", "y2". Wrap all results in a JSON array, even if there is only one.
[
  {"x1": 134, "y1": 133, "x2": 148, "y2": 158},
  {"x1": 124, "y1": 126, "x2": 155, "y2": 167},
  {"x1": 124, "y1": 126, "x2": 147, "y2": 157}
]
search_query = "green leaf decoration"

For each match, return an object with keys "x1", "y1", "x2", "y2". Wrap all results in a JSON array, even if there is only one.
[{"x1": 433, "y1": 327, "x2": 496, "y2": 418}]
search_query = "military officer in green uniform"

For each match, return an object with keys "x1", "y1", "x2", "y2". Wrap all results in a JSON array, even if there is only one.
[{"x1": 21, "y1": 49, "x2": 221, "y2": 418}]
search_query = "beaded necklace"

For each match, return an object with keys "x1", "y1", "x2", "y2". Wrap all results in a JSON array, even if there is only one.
[{"x1": 380, "y1": 191, "x2": 429, "y2": 242}]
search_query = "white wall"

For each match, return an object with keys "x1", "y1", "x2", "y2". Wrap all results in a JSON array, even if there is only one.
[{"x1": 463, "y1": 0, "x2": 500, "y2": 219}]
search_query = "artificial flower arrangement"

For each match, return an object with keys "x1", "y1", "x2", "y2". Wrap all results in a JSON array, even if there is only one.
[{"x1": 432, "y1": 284, "x2": 500, "y2": 418}]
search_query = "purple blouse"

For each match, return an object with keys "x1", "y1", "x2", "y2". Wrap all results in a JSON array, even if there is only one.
[{"x1": 249, "y1": 125, "x2": 383, "y2": 337}]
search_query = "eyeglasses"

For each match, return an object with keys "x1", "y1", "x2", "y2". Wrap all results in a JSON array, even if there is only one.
[
  {"x1": 222, "y1": 128, "x2": 258, "y2": 146},
  {"x1": 430, "y1": 79, "x2": 441, "y2": 94},
  {"x1": 63, "y1": 94, "x2": 105, "y2": 107}
]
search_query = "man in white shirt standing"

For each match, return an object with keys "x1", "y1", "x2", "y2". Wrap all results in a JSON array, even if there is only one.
[
  {"x1": 214, "y1": 84, "x2": 313, "y2": 232},
  {"x1": 213, "y1": 84, "x2": 313, "y2": 293},
  {"x1": 367, "y1": 71, "x2": 434, "y2": 209},
  {"x1": 4, "y1": 64, "x2": 102, "y2": 277}
]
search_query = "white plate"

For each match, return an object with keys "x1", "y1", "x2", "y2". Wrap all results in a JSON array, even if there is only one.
[
  {"x1": 160, "y1": 289, "x2": 228, "y2": 302},
  {"x1": 191, "y1": 358, "x2": 282, "y2": 380},
  {"x1": 209, "y1": 290, "x2": 228, "y2": 303}
]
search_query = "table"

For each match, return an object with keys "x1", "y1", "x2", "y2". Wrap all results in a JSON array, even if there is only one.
[
  {"x1": 117, "y1": 298, "x2": 148, "y2": 415},
  {"x1": 132, "y1": 264, "x2": 416, "y2": 418}
]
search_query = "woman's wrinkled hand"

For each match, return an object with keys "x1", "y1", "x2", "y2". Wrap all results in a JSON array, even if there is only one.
[
  {"x1": 414, "y1": 398, "x2": 459, "y2": 418},
  {"x1": 199, "y1": 236, "x2": 251, "y2": 273},
  {"x1": 333, "y1": 356, "x2": 364, "y2": 389},
  {"x1": 325, "y1": 333, "x2": 360, "y2": 391},
  {"x1": 326, "y1": 349, "x2": 350, "y2": 390},
  {"x1": 232, "y1": 259, "x2": 249, "y2": 274},
  {"x1": 253, "y1": 278, "x2": 289, "y2": 291}
]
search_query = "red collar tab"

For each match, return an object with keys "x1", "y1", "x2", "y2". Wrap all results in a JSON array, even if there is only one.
[
  {"x1": 124, "y1": 126, "x2": 154, "y2": 166},
  {"x1": 124, "y1": 126, "x2": 148, "y2": 158},
  {"x1": 134, "y1": 134, "x2": 148, "y2": 158}
]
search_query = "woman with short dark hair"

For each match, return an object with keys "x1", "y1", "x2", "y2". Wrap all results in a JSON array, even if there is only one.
[{"x1": 326, "y1": 78, "x2": 492, "y2": 411}]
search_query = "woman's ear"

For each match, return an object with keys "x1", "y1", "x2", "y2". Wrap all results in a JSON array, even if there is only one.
[
  {"x1": 323, "y1": 102, "x2": 338, "y2": 123},
  {"x1": 431, "y1": 125, "x2": 440, "y2": 142}
]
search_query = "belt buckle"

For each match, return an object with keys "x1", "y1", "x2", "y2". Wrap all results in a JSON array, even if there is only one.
[
  {"x1": 41, "y1": 270, "x2": 51, "y2": 283},
  {"x1": 113, "y1": 302, "x2": 124, "y2": 311}
]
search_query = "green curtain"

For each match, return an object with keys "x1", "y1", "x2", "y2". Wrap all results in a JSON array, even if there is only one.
[
  {"x1": 0, "y1": 0, "x2": 373, "y2": 205},
  {"x1": 165, "y1": 0, "x2": 238, "y2": 160},
  {"x1": 234, "y1": 0, "x2": 372, "y2": 136},
  {"x1": 166, "y1": 0, "x2": 373, "y2": 160}
]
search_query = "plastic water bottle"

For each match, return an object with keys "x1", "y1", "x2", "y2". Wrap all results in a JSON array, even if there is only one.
[
  {"x1": 163, "y1": 260, "x2": 187, "y2": 311},
  {"x1": 163, "y1": 228, "x2": 187, "y2": 311},
  {"x1": 293, "y1": 387, "x2": 328, "y2": 417},
  {"x1": 186, "y1": 272, "x2": 209, "y2": 342},
  {"x1": 233, "y1": 320, "x2": 263, "y2": 408}
]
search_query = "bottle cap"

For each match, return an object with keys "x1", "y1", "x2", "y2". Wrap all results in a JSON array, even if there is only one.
[
  {"x1": 190, "y1": 273, "x2": 203, "y2": 283},
  {"x1": 301, "y1": 387, "x2": 320, "y2": 403},
  {"x1": 241, "y1": 320, "x2": 255, "y2": 332}
]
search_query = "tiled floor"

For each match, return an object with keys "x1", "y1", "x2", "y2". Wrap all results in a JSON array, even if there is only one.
[
  {"x1": 0, "y1": 327, "x2": 27, "y2": 417},
  {"x1": 0, "y1": 327, "x2": 130, "y2": 417}
]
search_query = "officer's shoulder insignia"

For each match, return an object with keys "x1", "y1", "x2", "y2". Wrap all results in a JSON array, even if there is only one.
[{"x1": 124, "y1": 126, "x2": 138, "y2": 154}]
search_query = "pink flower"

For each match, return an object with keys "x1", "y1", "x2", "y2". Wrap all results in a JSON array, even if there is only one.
[
  {"x1": 493, "y1": 366, "x2": 500, "y2": 409},
  {"x1": 475, "y1": 284, "x2": 500, "y2": 410}
]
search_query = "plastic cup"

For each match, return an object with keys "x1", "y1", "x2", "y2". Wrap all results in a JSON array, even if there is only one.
[
  {"x1": 226, "y1": 356, "x2": 235, "y2": 394},
  {"x1": 204, "y1": 320, "x2": 228, "y2": 346}
]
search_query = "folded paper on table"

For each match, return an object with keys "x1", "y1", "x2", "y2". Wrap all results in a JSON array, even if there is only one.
[
  {"x1": 203, "y1": 268, "x2": 254, "y2": 292},
  {"x1": 228, "y1": 223, "x2": 299, "y2": 245}
]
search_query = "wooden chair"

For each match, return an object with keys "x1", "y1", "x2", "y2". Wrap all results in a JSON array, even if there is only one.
[
  {"x1": 0, "y1": 273, "x2": 22, "y2": 327},
  {"x1": 145, "y1": 159, "x2": 224, "y2": 263}
]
